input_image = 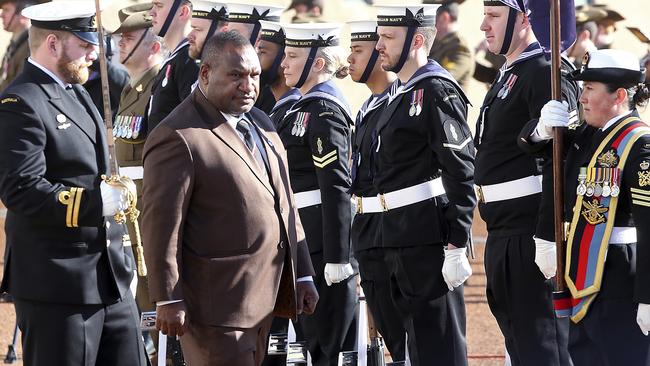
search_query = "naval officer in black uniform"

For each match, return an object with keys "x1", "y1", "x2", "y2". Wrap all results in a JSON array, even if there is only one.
[
  {"x1": 534, "y1": 49, "x2": 650, "y2": 366},
  {"x1": 371, "y1": 4, "x2": 475, "y2": 365},
  {"x1": 346, "y1": 19, "x2": 405, "y2": 362},
  {"x1": 0, "y1": 2, "x2": 145, "y2": 365},
  {"x1": 475, "y1": 1, "x2": 578, "y2": 365},
  {"x1": 147, "y1": 0, "x2": 198, "y2": 130},
  {"x1": 278, "y1": 23, "x2": 357, "y2": 366}
]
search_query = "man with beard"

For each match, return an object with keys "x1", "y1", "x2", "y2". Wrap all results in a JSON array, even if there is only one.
[
  {"x1": 187, "y1": 1, "x2": 228, "y2": 62},
  {"x1": 474, "y1": 0, "x2": 579, "y2": 364},
  {"x1": 147, "y1": 0, "x2": 198, "y2": 130},
  {"x1": 255, "y1": 20, "x2": 295, "y2": 116},
  {"x1": 0, "y1": 2, "x2": 146, "y2": 365},
  {"x1": 371, "y1": 4, "x2": 475, "y2": 365},
  {"x1": 0, "y1": 0, "x2": 41, "y2": 91},
  {"x1": 345, "y1": 19, "x2": 405, "y2": 362}
]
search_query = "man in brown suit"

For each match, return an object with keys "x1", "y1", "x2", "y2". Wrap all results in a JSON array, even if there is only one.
[{"x1": 142, "y1": 30, "x2": 318, "y2": 366}]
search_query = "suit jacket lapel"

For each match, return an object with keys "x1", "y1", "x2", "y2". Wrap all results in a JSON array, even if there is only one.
[{"x1": 193, "y1": 91, "x2": 275, "y2": 195}]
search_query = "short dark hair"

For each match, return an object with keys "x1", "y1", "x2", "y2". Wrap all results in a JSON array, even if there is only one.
[{"x1": 201, "y1": 30, "x2": 251, "y2": 67}]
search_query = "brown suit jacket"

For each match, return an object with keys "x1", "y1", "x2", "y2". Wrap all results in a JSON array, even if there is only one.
[{"x1": 142, "y1": 90, "x2": 314, "y2": 328}]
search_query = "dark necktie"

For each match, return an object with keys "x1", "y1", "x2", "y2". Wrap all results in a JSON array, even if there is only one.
[{"x1": 236, "y1": 119, "x2": 268, "y2": 175}]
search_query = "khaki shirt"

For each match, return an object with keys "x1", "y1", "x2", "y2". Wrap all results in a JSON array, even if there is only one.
[
  {"x1": 429, "y1": 31, "x2": 475, "y2": 90},
  {"x1": 0, "y1": 30, "x2": 29, "y2": 92},
  {"x1": 115, "y1": 65, "x2": 161, "y2": 168}
]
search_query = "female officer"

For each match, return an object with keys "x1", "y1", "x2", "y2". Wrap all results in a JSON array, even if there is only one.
[
  {"x1": 277, "y1": 23, "x2": 357, "y2": 365},
  {"x1": 538, "y1": 49, "x2": 650, "y2": 366}
]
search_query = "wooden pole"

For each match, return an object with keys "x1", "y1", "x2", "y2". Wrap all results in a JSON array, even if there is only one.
[{"x1": 550, "y1": 0, "x2": 566, "y2": 291}]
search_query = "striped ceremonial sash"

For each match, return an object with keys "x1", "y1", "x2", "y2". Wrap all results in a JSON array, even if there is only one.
[{"x1": 563, "y1": 117, "x2": 650, "y2": 322}]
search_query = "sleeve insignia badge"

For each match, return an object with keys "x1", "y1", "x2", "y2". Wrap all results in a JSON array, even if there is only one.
[{"x1": 639, "y1": 170, "x2": 650, "y2": 187}]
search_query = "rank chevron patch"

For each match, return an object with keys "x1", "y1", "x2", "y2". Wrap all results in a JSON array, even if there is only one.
[{"x1": 312, "y1": 149, "x2": 337, "y2": 168}]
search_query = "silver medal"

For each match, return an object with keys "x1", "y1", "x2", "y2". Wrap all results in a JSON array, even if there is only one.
[
  {"x1": 126, "y1": 116, "x2": 133, "y2": 139},
  {"x1": 162, "y1": 77, "x2": 168, "y2": 88},
  {"x1": 594, "y1": 183, "x2": 603, "y2": 197},
  {"x1": 409, "y1": 104, "x2": 416, "y2": 117},
  {"x1": 585, "y1": 183, "x2": 595, "y2": 197},
  {"x1": 415, "y1": 104, "x2": 422, "y2": 116},
  {"x1": 611, "y1": 184, "x2": 620, "y2": 197},
  {"x1": 602, "y1": 181, "x2": 611, "y2": 197}
]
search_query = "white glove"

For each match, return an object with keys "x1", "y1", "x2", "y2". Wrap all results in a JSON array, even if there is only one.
[
  {"x1": 534, "y1": 237, "x2": 557, "y2": 279},
  {"x1": 324, "y1": 263, "x2": 354, "y2": 286},
  {"x1": 535, "y1": 100, "x2": 570, "y2": 140},
  {"x1": 442, "y1": 247, "x2": 472, "y2": 291},
  {"x1": 637, "y1": 303, "x2": 650, "y2": 336},
  {"x1": 100, "y1": 181, "x2": 128, "y2": 217}
]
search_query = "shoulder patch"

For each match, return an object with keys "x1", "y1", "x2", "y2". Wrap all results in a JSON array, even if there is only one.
[
  {"x1": 1, "y1": 96, "x2": 19, "y2": 104},
  {"x1": 442, "y1": 120, "x2": 471, "y2": 150}
]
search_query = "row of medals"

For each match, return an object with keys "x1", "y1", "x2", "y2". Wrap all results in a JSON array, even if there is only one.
[
  {"x1": 576, "y1": 166, "x2": 620, "y2": 198},
  {"x1": 113, "y1": 115, "x2": 143, "y2": 140}
]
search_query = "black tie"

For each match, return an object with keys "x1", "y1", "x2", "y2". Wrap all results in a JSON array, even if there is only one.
[{"x1": 236, "y1": 119, "x2": 268, "y2": 175}]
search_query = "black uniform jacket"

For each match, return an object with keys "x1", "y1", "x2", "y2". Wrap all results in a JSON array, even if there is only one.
[
  {"x1": 563, "y1": 111, "x2": 650, "y2": 303},
  {"x1": 147, "y1": 40, "x2": 199, "y2": 132},
  {"x1": 371, "y1": 60, "x2": 476, "y2": 248},
  {"x1": 350, "y1": 86, "x2": 391, "y2": 252},
  {"x1": 255, "y1": 84, "x2": 276, "y2": 114},
  {"x1": 0, "y1": 61, "x2": 135, "y2": 305},
  {"x1": 475, "y1": 43, "x2": 579, "y2": 237},
  {"x1": 269, "y1": 88, "x2": 301, "y2": 128},
  {"x1": 276, "y1": 80, "x2": 352, "y2": 263}
]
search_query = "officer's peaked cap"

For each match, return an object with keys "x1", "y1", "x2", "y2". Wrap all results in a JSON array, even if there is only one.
[
  {"x1": 571, "y1": 49, "x2": 645, "y2": 85},
  {"x1": 22, "y1": 0, "x2": 110, "y2": 45}
]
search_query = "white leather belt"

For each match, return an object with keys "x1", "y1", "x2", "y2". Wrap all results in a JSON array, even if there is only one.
[
  {"x1": 609, "y1": 227, "x2": 637, "y2": 244},
  {"x1": 353, "y1": 178, "x2": 445, "y2": 214},
  {"x1": 475, "y1": 175, "x2": 542, "y2": 204},
  {"x1": 119, "y1": 166, "x2": 144, "y2": 180},
  {"x1": 295, "y1": 189, "x2": 321, "y2": 209}
]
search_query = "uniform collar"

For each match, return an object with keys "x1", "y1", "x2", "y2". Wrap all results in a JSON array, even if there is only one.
[
  {"x1": 601, "y1": 110, "x2": 634, "y2": 132},
  {"x1": 27, "y1": 57, "x2": 71, "y2": 90},
  {"x1": 290, "y1": 79, "x2": 352, "y2": 120},
  {"x1": 271, "y1": 88, "x2": 301, "y2": 114},
  {"x1": 130, "y1": 64, "x2": 162, "y2": 88}
]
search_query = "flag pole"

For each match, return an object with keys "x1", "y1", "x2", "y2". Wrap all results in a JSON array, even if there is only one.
[
  {"x1": 93, "y1": 0, "x2": 147, "y2": 277},
  {"x1": 550, "y1": 0, "x2": 566, "y2": 291}
]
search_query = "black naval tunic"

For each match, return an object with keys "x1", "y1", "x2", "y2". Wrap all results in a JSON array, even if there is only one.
[
  {"x1": 255, "y1": 84, "x2": 277, "y2": 114},
  {"x1": 276, "y1": 80, "x2": 358, "y2": 365},
  {"x1": 370, "y1": 60, "x2": 474, "y2": 366},
  {"x1": 0, "y1": 61, "x2": 144, "y2": 366},
  {"x1": 350, "y1": 85, "x2": 406, "y2": 361},
  {"x1": 269, "y1": 88, "x2": 301, "y2": 128},
  {"x1": 261, "y1": 87, "x2": 302, "y2": 366},
  {"x1": 561, "y1": 111, "x2": 650, "y2": 366},
  {"x1": 147, "y1": 39, "x2": 198, "y2": 131},
  {"x1": 474, "y1": 42, "x2": 577, "y2": 366}
]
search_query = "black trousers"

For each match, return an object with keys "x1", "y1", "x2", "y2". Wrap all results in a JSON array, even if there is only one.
[
  {"x1": 382, "y1": 245, "x2": 468, "y2": 366},
  {"x1": 295, "y1": 251, "x2": 359, "y2": 366},
  {"x1": 15, "y1": 293, "x2": 146, "y2": 366},
  {"x1": 569, "y1": 243, "x2": 650, "y2": 366},
  {"x1": 484, "y1": 234, "x2": 571, "y2": 366},
  {"x1": 356, "y1": 248, "x2": 406, "y2": 361}
]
